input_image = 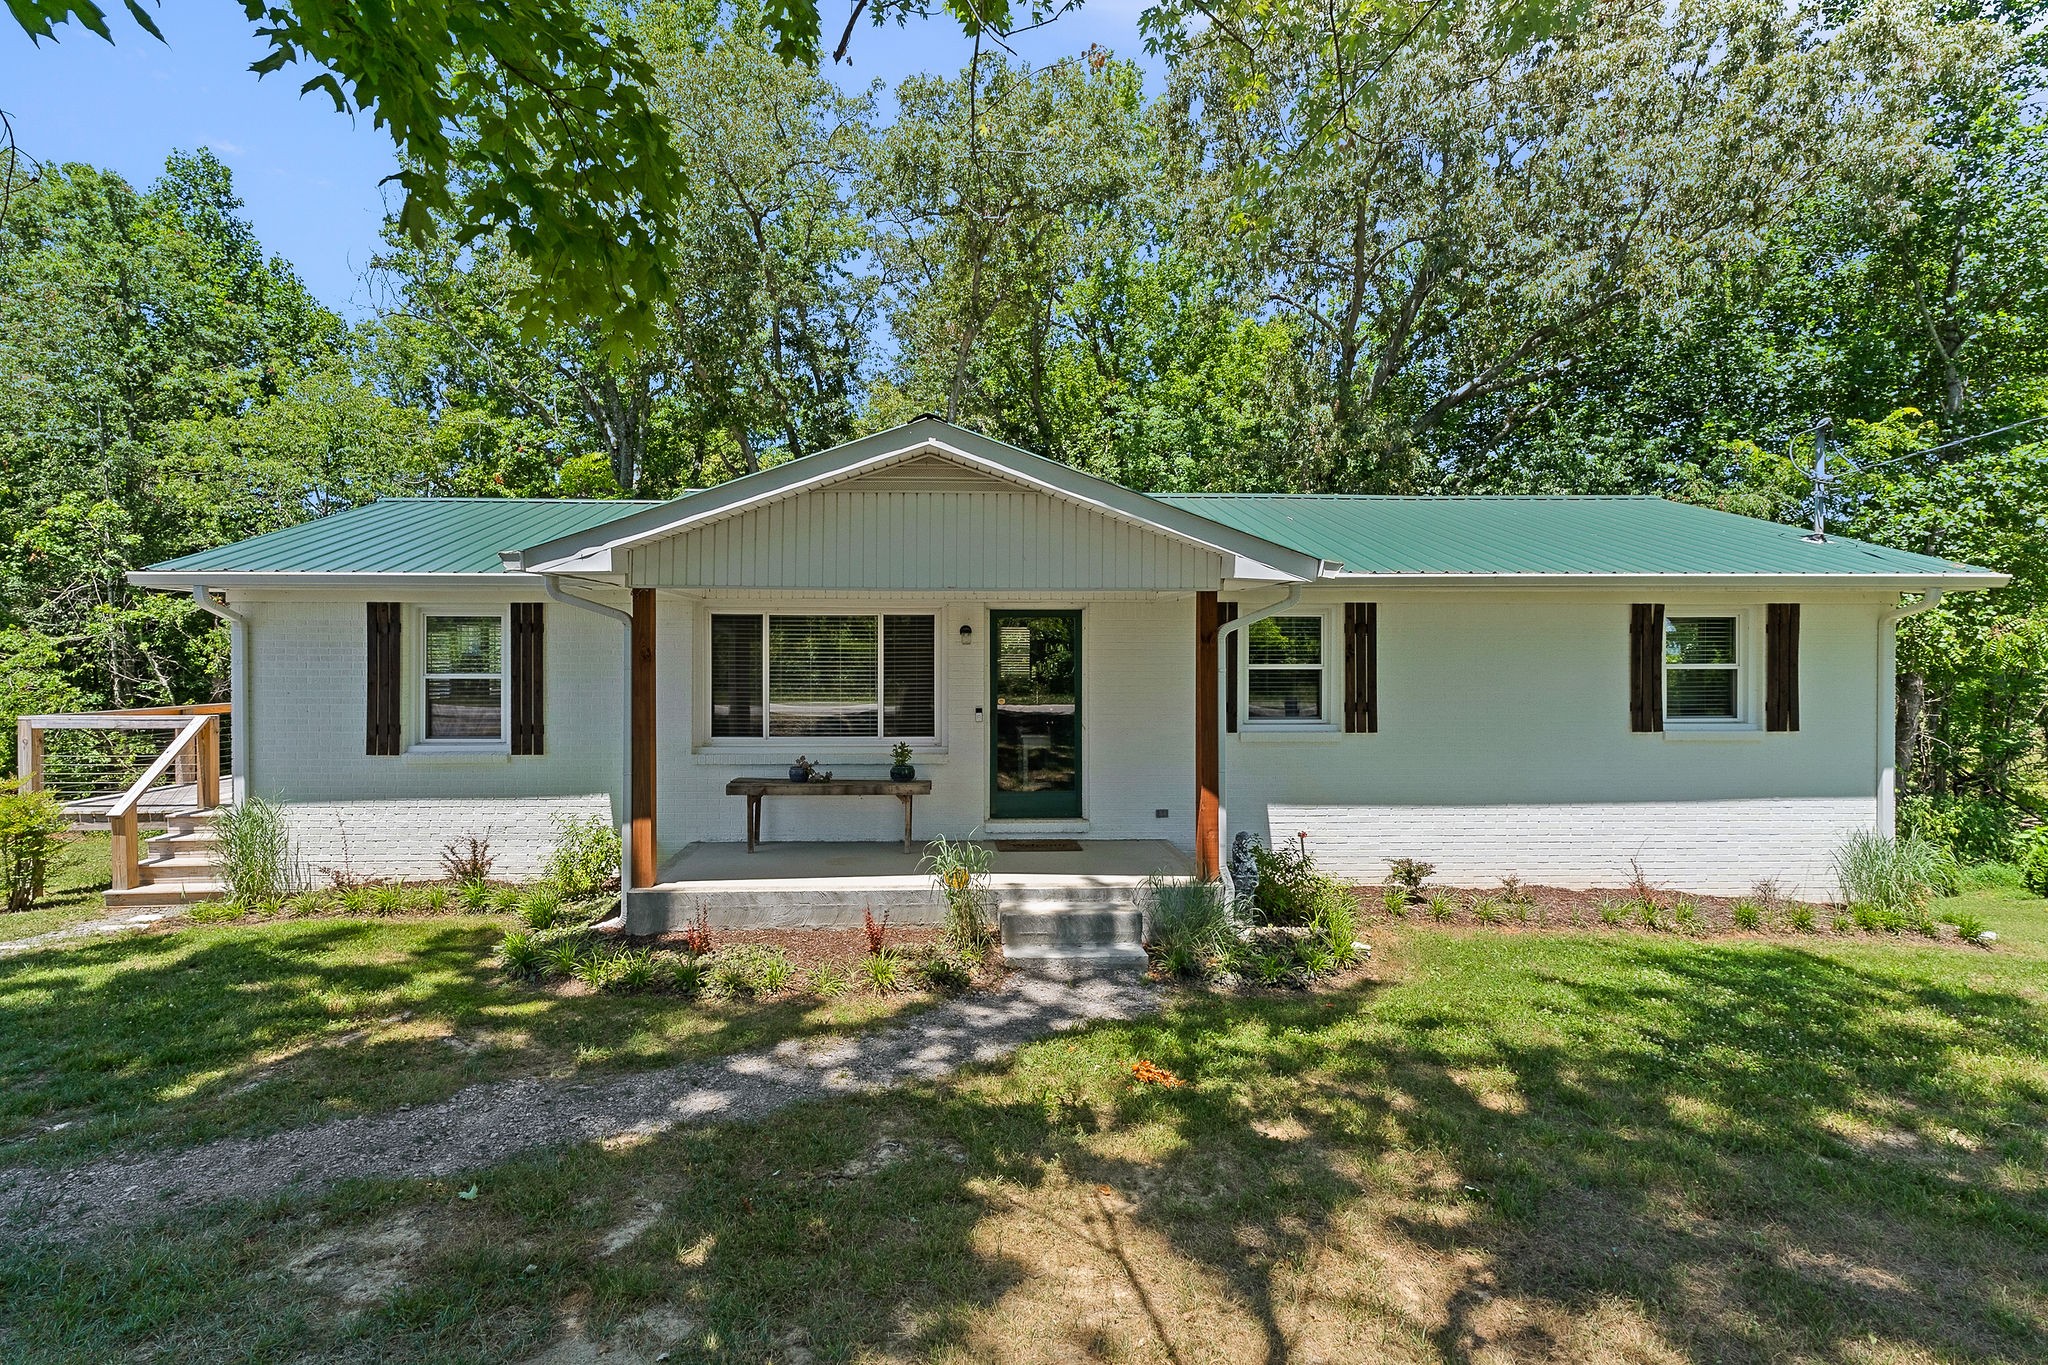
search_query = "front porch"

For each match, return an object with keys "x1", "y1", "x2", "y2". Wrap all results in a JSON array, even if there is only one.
[{"x1": 625, "y1": 838, "x2": 1192, "y2": 933}]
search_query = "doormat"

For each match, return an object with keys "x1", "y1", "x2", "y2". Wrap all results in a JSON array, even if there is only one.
[{"x1": 993, "y1": 839, "x2": 1084, "y2": 853}]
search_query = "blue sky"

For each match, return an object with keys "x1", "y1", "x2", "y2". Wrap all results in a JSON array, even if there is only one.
[{"x1": 0, "y1": 2, "x2": 1162, "y2": 318}]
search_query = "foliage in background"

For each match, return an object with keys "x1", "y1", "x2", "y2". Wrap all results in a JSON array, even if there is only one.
[
  {"x1": 0, "y1": 779, "x2": 67, "y2": 913},
  {"x1": 210, "y1": 795, "x2": 304, "y2": 906}
]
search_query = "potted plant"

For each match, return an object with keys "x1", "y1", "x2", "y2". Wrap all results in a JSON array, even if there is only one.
[
  {"x1": 789, "y1": 756, "x2": 829, "y2": 783},
  {"x1": 890, "y1": 742, "x2": 916, "y2": 782}
]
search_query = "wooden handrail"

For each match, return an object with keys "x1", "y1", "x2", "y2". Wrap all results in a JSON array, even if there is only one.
[{"x1": 106, "y1": 714, "x2": 219, "y2": 892}]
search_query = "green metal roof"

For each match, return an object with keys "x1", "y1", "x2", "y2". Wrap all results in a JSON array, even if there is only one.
[
  {"x1": 143, "y1": 498, "x2": 660, "y2": 576},
  {"x1": 1152, "y1": 494, "x2": 1996, "y2": 578}
]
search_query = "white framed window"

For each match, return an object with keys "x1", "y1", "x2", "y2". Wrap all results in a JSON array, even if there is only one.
[
  {"x1": 419, "y1": 610, "x2": 509, "y2": 746},
  {"x1": 1244, "y1": 612, "x2": 1329, "y2": 725},
  {"x1": 709, "y1": 612, "x2": 938, "y2": 742},
  {"x1": 1663, "y1": 613, "x2": 1745, "y2": 724}
]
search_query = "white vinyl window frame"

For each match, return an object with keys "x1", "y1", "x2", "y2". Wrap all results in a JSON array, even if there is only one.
[
  {"x1": 413, "y1": 605, "x2": 512, "y2": 752},
  {"x1": 703, "y1": 607, "x2": 942, "y2": 748},
  {"x1": 1239, "y1": 608, "x2": 1338, "y2": 730},
  {"x1": 1661, "y1": 608, "x2": 1756, "y2": 731}
]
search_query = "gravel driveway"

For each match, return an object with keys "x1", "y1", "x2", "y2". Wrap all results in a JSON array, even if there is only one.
[{"x1": 0, "y1": 973, "x2": 1158, "y2": 1242}]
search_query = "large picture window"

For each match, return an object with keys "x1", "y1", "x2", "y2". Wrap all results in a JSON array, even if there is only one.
[
  {"x1": 1246, "y1": 615, "x2": 1324, "y2": 723},
  {"x1": 1664, "y1": 615, "x2": 1741, "y2": 721},
  {"x1": 711, "y1": 613, "x2": 937, "y2": 741},
  {"x1": 422, "y1": 613, "x2": 506, "y2": 741}
]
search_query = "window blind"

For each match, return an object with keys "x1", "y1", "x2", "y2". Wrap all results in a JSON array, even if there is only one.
[
  {"x1": 1665, "y1": 615, "x2": 1739, "y2": 720},
  {"x1": 423, "y1": 614, "x2": 504, "y2": 740},
  {"x1": 1246, "y1": 615, "x2": 1323, "y2": 721},
  {"x1": 710, "y1": 613, "x2": 938, "y2": 740}
]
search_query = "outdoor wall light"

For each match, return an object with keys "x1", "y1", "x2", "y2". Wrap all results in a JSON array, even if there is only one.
[{"x1": 959, "y1": 624, "x2": 973, "y2": 638}]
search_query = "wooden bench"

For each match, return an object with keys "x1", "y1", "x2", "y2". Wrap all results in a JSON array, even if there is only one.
[{"x1": 724, "y1": 778, "x2": 935, "y2": 853}]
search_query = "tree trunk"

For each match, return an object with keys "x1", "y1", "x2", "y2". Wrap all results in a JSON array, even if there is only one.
[{"x1": 1896, "y1": 670, "x2": 1926, "y2": 790}]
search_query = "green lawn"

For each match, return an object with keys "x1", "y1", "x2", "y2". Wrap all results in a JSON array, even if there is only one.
[
  {"x1": 0, "y1": 915, "x2": 926, "y2": 1167},
  {"x1": 0, "y1": 831, "x2": 113, "y2": 943},
  {"x1": 2, "y1": 886, "x2": 2044, "y2": 1363}
]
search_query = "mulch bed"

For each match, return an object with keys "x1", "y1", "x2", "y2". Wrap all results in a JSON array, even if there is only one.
[{"x1": 621, "y1": 924, "x2": 949, "y2": 969}]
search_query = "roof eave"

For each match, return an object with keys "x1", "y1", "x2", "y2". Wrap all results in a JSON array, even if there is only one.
[
  {"x1": 128, "y1": 570, "x2": 547, "y2": 591},
  {"x1": 1319, "y1": 570, "x2": 2010, "y2": 590}
]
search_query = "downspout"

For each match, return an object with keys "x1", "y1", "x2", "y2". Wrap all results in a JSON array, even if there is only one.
[
  {"x1": 190, "y1": 586, "x2": 251, "y2": 801},
  {"x1": 1214, "y1": 584, "x2": 1304, "y2": 880},
  {"x1": 1874, "y1": 588, "x2": 1944, "y2": 837},
  {"x1": 543, "y1": 576, "x2": 638, "y2": 892}
]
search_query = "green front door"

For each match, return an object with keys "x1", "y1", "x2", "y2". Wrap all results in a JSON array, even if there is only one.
[{"x1": 989, "y1": 611, "x2": 1082, "y2": 819}]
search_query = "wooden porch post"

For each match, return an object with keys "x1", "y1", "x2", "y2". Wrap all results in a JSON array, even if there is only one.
[
  {"x1": 630, "y1": 589, "x2": 658, "y2": 889},
  {"x1": 1195, "y1": 591, "x2": 1221, "y2": 880}
]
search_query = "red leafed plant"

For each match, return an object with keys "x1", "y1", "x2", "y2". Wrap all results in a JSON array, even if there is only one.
[
  {"x1": 863, "y1": 904, "x2": 889, "y2": 955},
  {"x1": 1130, "y1": 1060, "x2": 1184, "y2": 1088},
  {"x1": 681, "y1": 907, "x2": 714, "y2": 957}
]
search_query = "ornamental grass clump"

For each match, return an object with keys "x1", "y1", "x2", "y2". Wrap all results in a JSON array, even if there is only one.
[
  {"x1": 1834, "y1": 831, "x2": 1960, "y2": 916},
  {"x1": 1146, "y1": 877, "x2": 1237, "y2": 978},
  {"x1": 922, "y1": 835, "x2": 996, "y2": 956},
  {"x1": 211, "y1": 795, "x2": 304, "y2": 907}
]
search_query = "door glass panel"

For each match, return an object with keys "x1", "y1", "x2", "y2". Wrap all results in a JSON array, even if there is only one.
[{"x1": 990, "y1": 612, "x2": 1080, "y2": 817}]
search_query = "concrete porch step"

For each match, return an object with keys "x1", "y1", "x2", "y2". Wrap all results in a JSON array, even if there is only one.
[
  {"x1": 1001, "y1": 944, "x2": 1152, "y2": 979},
  {"x1": 999, "y1": 904, "x2": 1145, "y2": 950}
]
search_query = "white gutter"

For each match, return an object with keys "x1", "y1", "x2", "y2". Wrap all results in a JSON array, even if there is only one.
[
  {"x1": 1214, "y1": 585, "x2": 1304, "y2": 885},
  {"x1": 1874, "y1": 588, "x2": 1945, "y2": 838},
  {"x1": 189, "y1": 586, "x2": 251, "y2": 799},
  {"x1": 543, "y1": 575, "x2": 639, "y2": 894}
]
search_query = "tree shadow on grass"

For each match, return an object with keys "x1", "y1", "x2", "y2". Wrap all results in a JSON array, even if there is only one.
[
  {"x1": 4, "y1": 939, "x2": 2046, "y2": 1364},
  {"x1": 0, "y1": 919, "x2": 924, "y2": 1165}
]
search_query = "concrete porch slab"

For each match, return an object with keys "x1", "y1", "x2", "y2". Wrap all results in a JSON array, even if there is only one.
[{"x1": 626, "y1": 839, "x2": 1193, "y2": 932}]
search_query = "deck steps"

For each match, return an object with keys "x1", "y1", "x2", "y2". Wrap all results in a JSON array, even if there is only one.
[{"x1": 98, "y1": 809, "x2": 227, "y2": 910}]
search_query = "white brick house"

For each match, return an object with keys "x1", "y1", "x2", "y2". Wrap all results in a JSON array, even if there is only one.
[{"x1": 131, "y1": 416, "x2": 2004, "y2": 910}]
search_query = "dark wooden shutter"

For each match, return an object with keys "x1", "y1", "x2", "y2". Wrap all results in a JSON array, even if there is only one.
[
  {"x1": 511, "y1": 602, "x2": 546, "y2": 755},
  {"x1": 1766, "y1": 603, "x2": 1800, "y2": 732},
  {"x1": 1344, "y1": 602, "x2": 1378, "y2": 733},
  {"x1": 1218, "y1": 601, "x2": 1240, "y2": 733},
  {"x1": 1629, "y1": 603, "x2": 1665, "y2": 733},
  {"x1": 365, "y1": 602, "x2": 402, "y2": 755}
]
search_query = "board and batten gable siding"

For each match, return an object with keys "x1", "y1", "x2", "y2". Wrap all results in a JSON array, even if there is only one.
[
  {"x1": 624, "y1": 486, "x2": 1228, "y2": 591},
  {"x1": 651, "y1": 593, "x2": 1197, "y2": 853},
  {"x1": 239, "y1": 591, "x2": 619, "y2": 880},
  {"x1": 1223, "y1": 589, "x2": 1888, "y2": 899}
]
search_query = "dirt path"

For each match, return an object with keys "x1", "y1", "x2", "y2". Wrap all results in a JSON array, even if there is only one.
[{"x1": 0, "y1": 973, "x2": 1158, "y2": 1242}]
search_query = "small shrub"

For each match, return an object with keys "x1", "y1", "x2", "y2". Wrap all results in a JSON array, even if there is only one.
[
  {"x1": 1598, "y1": 900, "x2": 1627, "y2": 927},
  {"x1": 490, "y1": 884, "x2": 521, "y2": 913},
  {"x1": 1253, "y1": 951, "x2": 1294, "y2": 986},
  {"x1": 707, "y1": 944, "x2": 795, "y2": 998},
  {"x1": 2018, "y1": 832, "x2": 2048, "y2": 898},
  {"x1": 1310, "y1": 883, "x2": 1361, "y2": 965},
  {"x1": 1384, "y1": 858, "x2": 1436, "y2": 898},
  {"x1": 519, "y1": 885, "x2": 565, "y2": 931},
  {"x1": 1633, "y1": 900, "x2": 1664, "y2": 931},
  {"x1": 1787, "y1": 903, "x2": 1817, "y2": 932},
  {"x1": 1945, "y1": 910, "x2": 1990, "y2": 942},
  {"x1": 1748, "y1": 879, "x2": 1787, "y2": 912},
  {"x1": 1672, "y1": 900, "x2": 1699, "y2": 932},
  {"x1": 1830, "y1": 912, "x2": 1855, "y2": 933},
  {"x1": 1507, "y1": 898, "x2": 1530, "y2": 924},
  {"x1": 339, "y1": 887, "x2": 370, "y2": 914},
  {"x1": 211, "y1": 795, "x2": 303, "y2": 907},
  {"x1": 665, "y1": 953, "x2": 707, "y2": 996},
  {"x1": 458, "y1": 878, "x2": 491, "y2": 912},
  {"x1": 863, "y1": 905, "x2": 889, "y2": 955},
  {"x1": 543, "y1": 813, "x2": 620, "y2": 899},
  {"x1": 680, "y1": 908, "x2": 714, "y2": 956},
  {"x1": 606, "y1": 948, "x2": 659, "y2": 993},
  {"x1": 1427, "y1": 893, "x2": 1456, "y2": 921},
  {"x1": 499, "y1": 929, "x2": 545, "y2": 978},
  {"x1": 911, "y1": 947, "x2": 974, "y2": 993},
  {"x1": 1899, "y1": 793, "x2": 2023, "y2": 865},
  {"x1": 1625, "y1": 860, "x2": 1663, "y2": 915},
  {"x1": 542, "y1": 938, "x2": 588, "y2": 980},
  {"x1": 286, "y1": 889, "x2": 323, "y2": 917},
  {"x1": 755, "y1": 949, "x2": 795, "y2": 994},
  {"x1": 441, "y1": 834, "x2": 495, "y2": 884},
  {"x1": 1471, "y1": 897, "x2": 1502, "y2": 925},
  {"x1": 421, "y1": 886, "x2": 450, "y2": 913},
  {"x1": 0, "y1": 781, "x2": 68, "y2": 914},
  {"x1": 1497, "y1": 874, "x2": 1526, "y2": 904},
  {"x1": 1296, "y1": 938, "x2": 1337, "y2": 977},
  {"x1": 859, "y1": 950, "x2": 903, "y2": 994},
  {"x1": 1250, "y1": 841, "x2": 1328, "y2": 923},
  {"x1": 1380, "y1": 885, "x2": 1408, "y2": 918},
  {"x1": 809, "y1": 962, "x2": 852, "y2": 998},
  {"x1": 1147, "y1": 878, "x2": 1236, "y2": 978},
  {"x1": 1833, "y1": 830, "x2": 1960, "y2": 914},
  {"x1": 371, "y1": 883, "x2": 405, "y2": 915},
  {"x1": 572, "y1": 947, "x2": 616, "y2": 988},
  {"x1": 1731, "y1": 900, "x2": 1763, "y2": 930}
]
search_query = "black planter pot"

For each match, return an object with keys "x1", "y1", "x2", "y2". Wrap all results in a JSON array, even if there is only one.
[
  {"x1": 788, "y1": 765, "x2": 809, "y2": 782},
  {"x1": 890, "y1": 763, "x2": 916, "y2": 782}
]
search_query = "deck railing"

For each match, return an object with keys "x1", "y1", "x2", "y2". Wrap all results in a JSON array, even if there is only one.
[{"x1": 17, "y1": 705, "x2": 231, "y2": 892}]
